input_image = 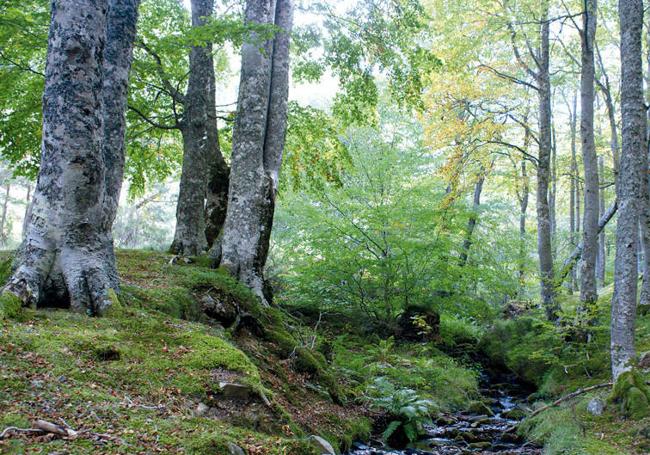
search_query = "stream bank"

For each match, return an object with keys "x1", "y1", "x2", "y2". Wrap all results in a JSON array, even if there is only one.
[{"x1": 348, "y1": 373, "x2": 541, "y2": 455}]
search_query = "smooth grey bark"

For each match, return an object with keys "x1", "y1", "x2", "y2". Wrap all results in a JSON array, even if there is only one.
[
  {"x1": 597, "y1": 156, "x2": 607, "y2": 285},
  {"x1": 217, "y1": 0, "x2": 293, "y2": 304},
  {"x1": 536, "y1": 1, "x2": 557, "y2": 320},
  {"x1": 579, "y1": 0, "x2": 599, "y2": 307},
  {"x1": 611, "y1": 0, "x2": 646, "y2": 381},
  {"x1": 3, "y1": 0, "x2": 139, "y2": 315},
  {"x1": 170, "y1": 0, "x2": 221, "y2": 256},
  {"x1": 459, "y1": 172, "x2": 486, "y2": 267}
]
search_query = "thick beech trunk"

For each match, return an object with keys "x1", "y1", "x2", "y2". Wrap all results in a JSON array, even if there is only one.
[
  {"x1": 3, "y1": 0, "x2": 139, "y2": 315},
  {"x1": 170, "y1": 0, "x2": 218, "y2": 256},
  {"x1": 611, "y1": 0, "x2": 646, "y2": 381},
  {"x1": 217, "y1": 0, "x2": 293, "y2": 304},
  {"x1": 579, "y1": 0, "x2": 599, "y2": 307},
  {"x1": 536, "y1": 2, "x2": 557, "y2": 320}
]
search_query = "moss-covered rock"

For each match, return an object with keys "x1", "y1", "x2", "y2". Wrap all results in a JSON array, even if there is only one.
[{"x1": 467, "y1": 400, "x2": 494, "y2": 416}]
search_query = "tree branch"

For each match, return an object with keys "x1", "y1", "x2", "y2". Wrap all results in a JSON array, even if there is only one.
[{"x1": 128, "y1": 105, "x2": 179, "y2": 130}]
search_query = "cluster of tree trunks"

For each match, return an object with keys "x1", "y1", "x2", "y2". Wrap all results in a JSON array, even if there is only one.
[
  {"x1": 3, "y1": 0, "x2": 140, "y2": 314},
  {"x1": 2, "y1": 0, "x2": 293, "y2": 313},
  {"x1": 170, "y1": 0, "x2": 229, "y2": 256}
]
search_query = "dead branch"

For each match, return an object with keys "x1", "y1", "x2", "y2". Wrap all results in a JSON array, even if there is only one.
[{"x1": 527, "y1": 382, "x2": 613, "y2": 419}]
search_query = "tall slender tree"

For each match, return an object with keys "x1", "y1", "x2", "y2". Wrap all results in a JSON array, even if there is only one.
[
  {"x1": 568, "y1": 93, "x2": 579, "y2": 293},
  {"x1": 579, "y1": 0, "x2": 599, "y2": 307},
  {"x1": 611, "y1": 0, "x2": 646, "y2": 381},
  {"x1": 597, "y1": 156, "x2": 606, "y2": 285},
  {"x1": 1, "y1": 0, "x2": 140, "y2": 315},
  {"x1": 216, "y1": 0, "x2": 293, "y2": 303},
  {"x1": 535, "y1": 0, "x2": 557, "y2": 319}
]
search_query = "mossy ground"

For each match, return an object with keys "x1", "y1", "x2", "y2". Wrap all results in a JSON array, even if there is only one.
[
  {"x1": 0, "y1": 250, "x2": 484, "y2": 454},
  {"x1": 0, "y1": 250, "x2": 367, "y2": 454}
]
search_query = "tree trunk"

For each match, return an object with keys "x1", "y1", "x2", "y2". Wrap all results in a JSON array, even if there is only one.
[
  {"x1": 217, "y1": 0, "x2": 293, "y2": 304},
  {"x1": 611, "y1": 0, "x2": 646, "y2": 381},
  {"x1": 459, "y1": 171, "x2": 486, "y2": 267},
  {"x1": 579, "y1": 0, "x2": 599, "y2": 307},
  {"x1": 170, "y1": 0, "x2": 220, "y2": 256},
  {"x1": 204, "y1": 104, "x2": 229, "y2": 247},
  {"x1": 596, "y1": 45, "x2": 620, "y2": 176},
  {"x1": 569, "y1": 93, "x2": 578, "y2": 293},
  {"x1": 3, "y1": 0, "x2": 139, "y2": 315},
  {"x1": 639, "y1": 22, "x2": 650, "y2": 308},
  {"x1": 536, "y1": 0, "x2": 557, "y2": 320},
  {"x1": 22, "y1": 184, "x2": 31, "y2": 238},
  {"x1": 550, "y1": 117, "x2": 557, "y2": 257},
  {"x1": 0, "y1": 184, "x2": 10, "y2": 246},
  {"x1": 597, "y1": 156, "x2": 607, "y2": 285},
  {"x1": 102, "y1": 0, "x2": 141, "y2": 288},
  {"x1": 518, "y1": 158, "x2": 529, "y2": 297}
]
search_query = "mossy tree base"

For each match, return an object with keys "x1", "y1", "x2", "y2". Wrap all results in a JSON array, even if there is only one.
[{"x1": 609, "y1": 370, "x2": 650, "y2": 420}]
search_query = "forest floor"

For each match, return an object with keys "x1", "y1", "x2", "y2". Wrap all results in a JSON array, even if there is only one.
[{"x1": 1, "y1": 250, "x2": 650, "y2": 454}]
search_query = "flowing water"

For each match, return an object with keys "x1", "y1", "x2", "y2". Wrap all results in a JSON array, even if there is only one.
[{"x1": 348, "y1": 374, "x2": 542, "y2": 455}]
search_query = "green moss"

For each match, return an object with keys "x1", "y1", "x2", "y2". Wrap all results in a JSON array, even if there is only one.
[
  {"x1": 609, "y1": 370, "x2": 650, "y2": 420},
  {"x1": 320, "y1": 415, "x2": 372, "y2": 451},
  {"x1": 265, "y1": 328, "x2": 297, "y2": 357},
  {"x1": 0, "y1": 255, "x2": 13, "y2": 285},
  {"x1": 0, "y1": 291, "x2": 23, "y2": 320}
]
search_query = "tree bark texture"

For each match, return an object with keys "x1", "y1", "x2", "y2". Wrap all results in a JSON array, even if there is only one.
[
  {"x1": 536, "y1": 1, "x2": 557, "y2": 320},
  {"x1": 3, "y1": 0, "x2": 139, "y2": 315},
  {"x1": 611, "y1": 0, "x2": 646, "y2": 381},
  {"x1": 217, "y1": 0, "x2": 293, "y2": 304},
  {"x1": 170, "y1": 0, "x2": 220, "y2": 256},
  {"x1": 639, "y1": 24, "x2": 650, "y2": 307},
  {"x1": 579, "y1": 0, "x2": 599, "y2": 306}
]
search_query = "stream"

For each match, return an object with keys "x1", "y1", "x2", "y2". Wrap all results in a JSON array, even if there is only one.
[{"x1": 347, "y1": 374, "x2": 541, "y2": 455}]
